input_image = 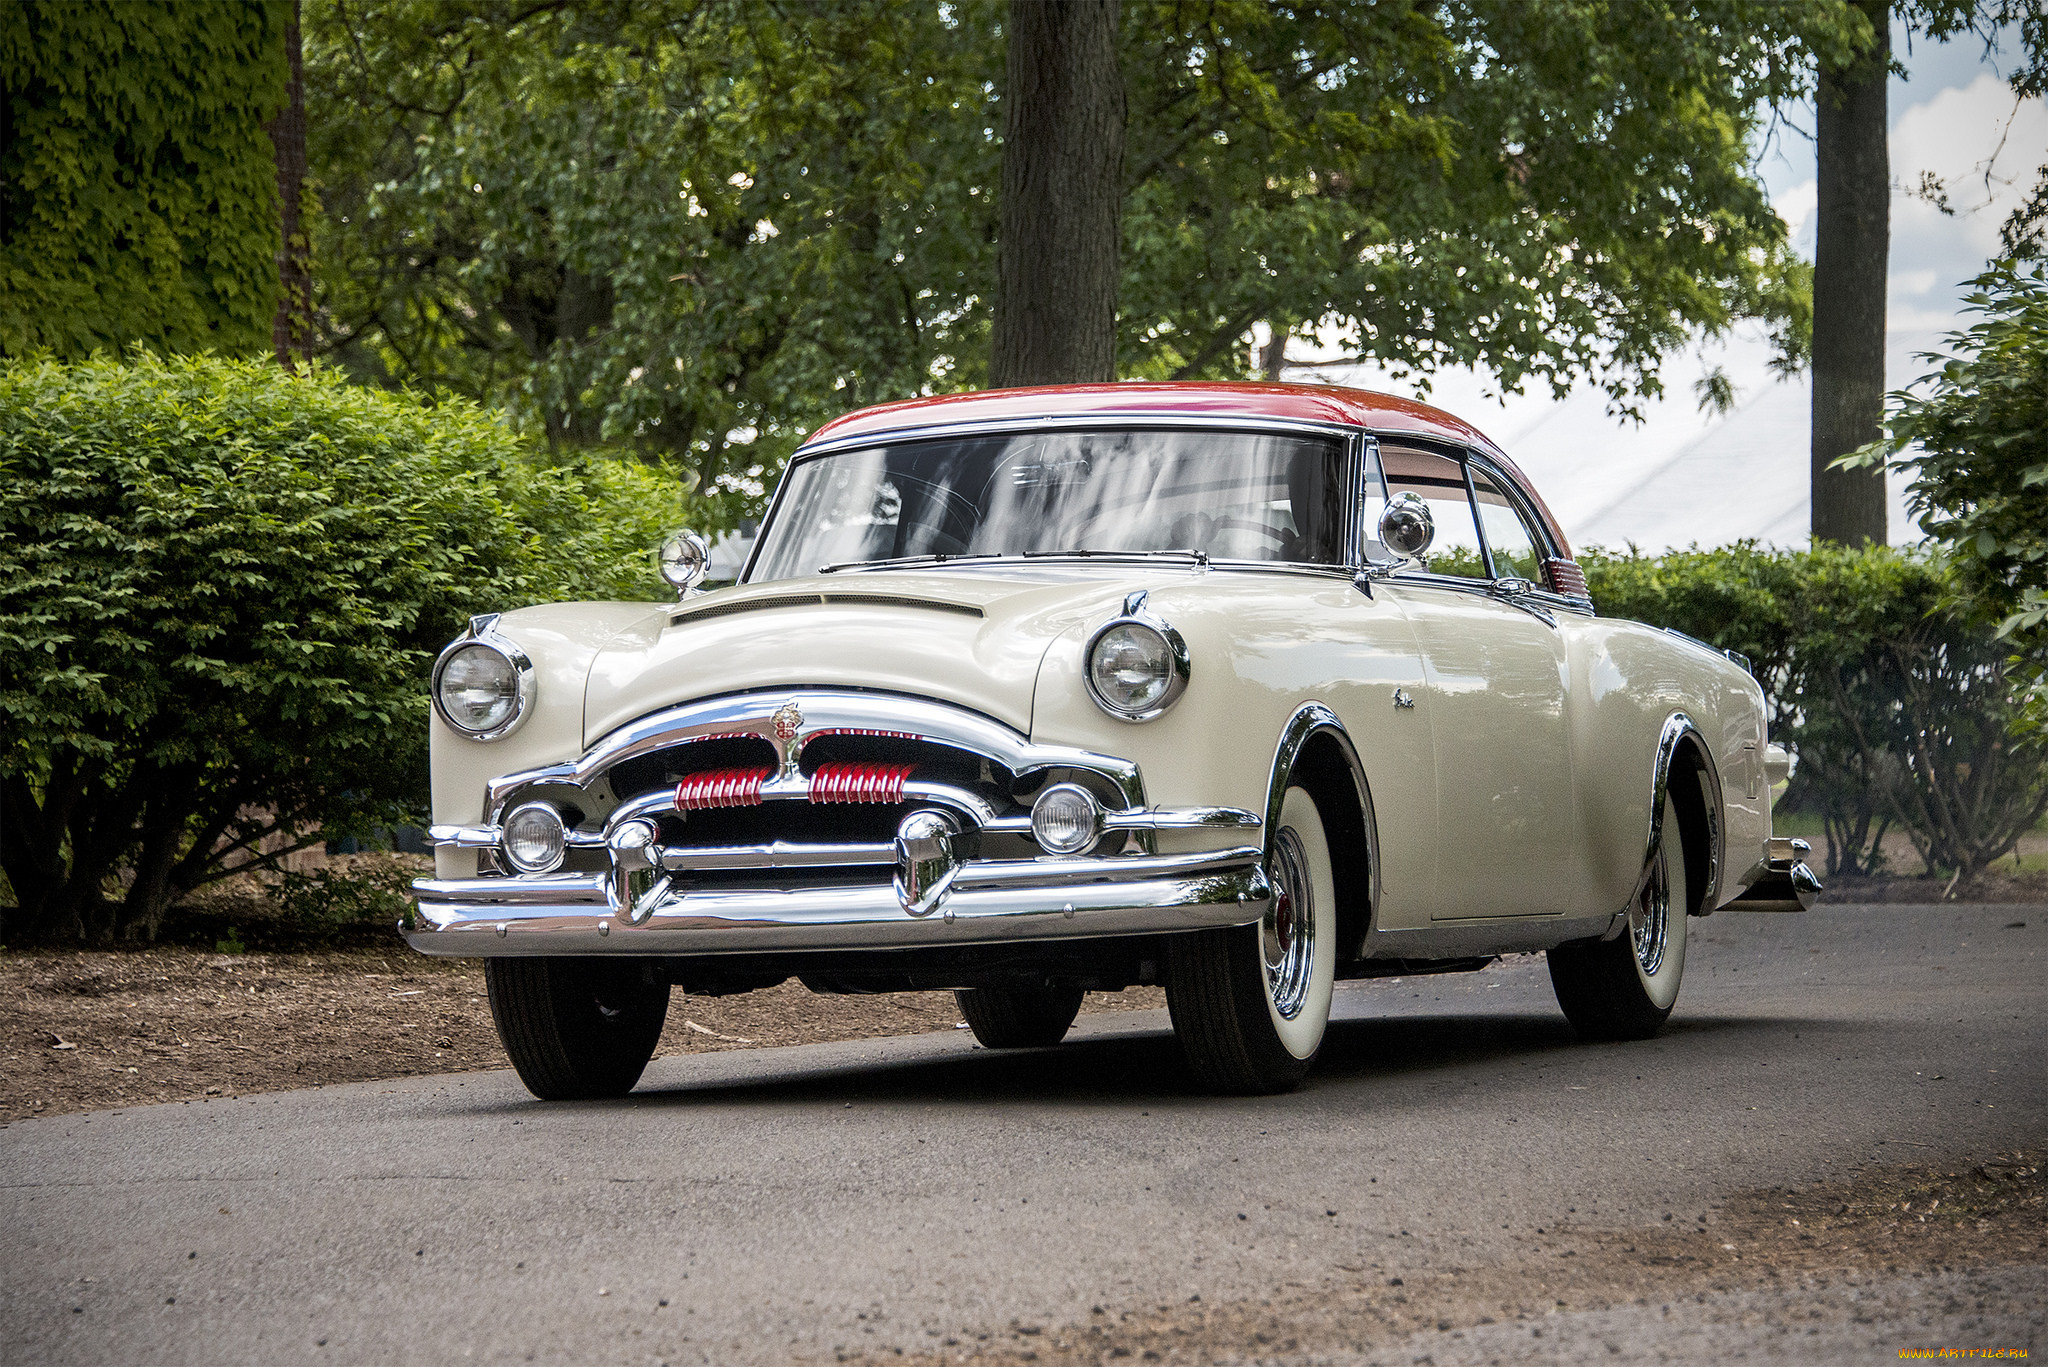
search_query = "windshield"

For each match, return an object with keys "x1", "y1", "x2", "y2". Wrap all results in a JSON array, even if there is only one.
[{"x1": 748, "y1": 427, "x2": 1355, "y2": 581}]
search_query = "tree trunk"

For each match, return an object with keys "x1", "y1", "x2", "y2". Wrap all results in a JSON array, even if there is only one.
[
  {"x1": 990, "y1": 0, "x2": 1124, "y2": 388},
  {"x1": 267, "y1": 0, "x2": 311, "y2": 368},
  {"x1": 1810, "y1": 0, "x2": 1889, "y2": 545}
]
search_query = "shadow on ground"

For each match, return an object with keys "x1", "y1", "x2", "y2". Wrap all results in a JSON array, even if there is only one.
[{"x1": 447, "y1": 1007, "x2": 1857, "y2": 1116}]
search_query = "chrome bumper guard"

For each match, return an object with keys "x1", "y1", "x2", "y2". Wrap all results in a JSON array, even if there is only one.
[
  {"x1": 1729, "y1": 837, "x2": 1822, "y2": 913},
  {"x1": 406, "y1": 846, "x2": 1270, "y2": 956}
]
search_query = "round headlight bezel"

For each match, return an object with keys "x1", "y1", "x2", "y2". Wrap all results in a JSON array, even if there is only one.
[
  {"x1": 1084, "y1": 613, "x2": 1191, "y2": 722},
  {"x1": 430, "y1": 624, "x2": 536, "y2": 742}
]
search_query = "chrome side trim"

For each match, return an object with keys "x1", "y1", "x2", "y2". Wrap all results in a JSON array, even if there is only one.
[
  {"x1": 1361, "y1": 913, "x2": 1626, "y2": 959},
  {"x1": 406, "y1": 850, "x2": 1270, "y2": 957}
]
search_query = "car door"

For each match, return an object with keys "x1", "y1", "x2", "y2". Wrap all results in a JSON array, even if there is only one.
[{"x1": 1370, "y1": 446, "x2": 1582, "y2": 919}]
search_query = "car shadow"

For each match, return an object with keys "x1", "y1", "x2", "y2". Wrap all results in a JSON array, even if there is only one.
[{"x1": 548, "y1": 1007, "x2": 1855, "y2": 1113}]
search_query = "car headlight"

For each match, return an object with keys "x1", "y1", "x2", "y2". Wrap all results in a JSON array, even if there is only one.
[
  {"x1": 502, "y1": 802, "x2": 567, "y2": 874},
  {"x1": 1031, "y1": 783, "x2": 1103, "y2": 855},
  {"x1": 1084, "y1": 601, "x2": 1190, "y2": 721},
  {"x1": 431, "y1": 618, "x2": 534, "y2": 741}
]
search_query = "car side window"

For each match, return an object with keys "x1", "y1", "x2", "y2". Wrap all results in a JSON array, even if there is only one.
[
  {"x1": 1468, "y1": 467, "x2": 1546, "y2": 583},
  {"x1": 1373, "y1": 446, "x2": 1486, "y2": 577}
]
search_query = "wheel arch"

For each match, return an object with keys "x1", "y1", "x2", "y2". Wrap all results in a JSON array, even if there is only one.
[
  {"x1": 1266, "y1": 704, "x2": 1379, "y2": 960},
  {"x1": 1649, "y1": 713, "x2": 1724, "y2": 917}
]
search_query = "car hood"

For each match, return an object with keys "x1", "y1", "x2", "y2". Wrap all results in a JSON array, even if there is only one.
[{"x1": 580, "y1": 568, "x2": 1180, "y2": 744}]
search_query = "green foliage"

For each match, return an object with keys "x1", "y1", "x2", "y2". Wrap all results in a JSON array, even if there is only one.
[
  {"x1": 0, "y1": 1, "x2": 289, "y2": 358},
  {"x1": 305, "y1": 0, "x2": 1836, "y2": 511},
  {"x1": 1584, "y1": 543, "x2": 2048, "y2": 888},
  {"x1": 0, "y1": 352, "x2": 705, "y2": 943},
  {"x1": 275, "y1": 862, "x2": 417, "y2": 938},
  {"x1": 1842, "y1": 261, "x2": 2048, "y2": 639}
]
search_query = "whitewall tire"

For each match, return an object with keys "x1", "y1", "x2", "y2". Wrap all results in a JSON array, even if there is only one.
[
  {"x1": 1167, "y1": 785, "x2": 1338, "y2": 1093},
  {"x1": 1549, "y1": 792, "x2": 1690, "y2": 1039}
]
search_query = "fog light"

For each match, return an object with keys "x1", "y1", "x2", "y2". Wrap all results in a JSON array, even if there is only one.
[
  {"x1": 1031, "y1": 783, "x2": 1102, "y2": 855},
  {"x1": 502, "y1": 803, "x2": 567, "y2": 874}
]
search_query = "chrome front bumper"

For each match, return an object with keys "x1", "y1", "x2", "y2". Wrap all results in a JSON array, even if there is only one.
[
  {"x1": 406, "y1": 846, "x2": 1270, "y2": 956},
  {"x1": 409, "y1": 688, "x2": 1271, "y2": 957}
]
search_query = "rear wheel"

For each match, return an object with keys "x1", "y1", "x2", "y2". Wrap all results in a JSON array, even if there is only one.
[
  {"x1": 1548, "y1": 792, "x2": 1690, "y2": 1040},
  {"x1": 486, "y1": 957, "x2": 670, "y2": 1100},
  {"x1": 1166, "y1": 785, "x2": 1337, "y2": 1094},
  {"x1": 954, "y1": 986, "x2": 1085, "y2": 1048}
]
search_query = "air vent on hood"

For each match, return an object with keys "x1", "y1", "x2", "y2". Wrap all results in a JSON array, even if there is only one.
[{"x1": 670, "y1": 592, "x2": 984, "y2": 626}]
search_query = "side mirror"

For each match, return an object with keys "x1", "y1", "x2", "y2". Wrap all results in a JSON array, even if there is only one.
[
  {"x1": 659, "y1": 529, "x2": 711, "y2": 599},
  {"x1": 1377, "y1": 493, "x2": 1434, "y2": 560}
]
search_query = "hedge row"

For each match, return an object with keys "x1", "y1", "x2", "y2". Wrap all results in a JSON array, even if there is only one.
[
  {"x1": 1582, "y1": 542, "x2": 2048, "y2": 885},
  {"x1": 0, "y1": 353, "x2": 714, "y2": 942}
]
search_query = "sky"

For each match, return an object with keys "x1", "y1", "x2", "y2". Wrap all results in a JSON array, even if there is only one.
[{"x1": 1297, "y1": 23, "x2": 2048, "y2": 555}]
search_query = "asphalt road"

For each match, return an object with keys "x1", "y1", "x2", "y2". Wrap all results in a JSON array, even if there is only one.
[{"x1": 4, "y1": 902, "x2": 2043, "y2": 1367}]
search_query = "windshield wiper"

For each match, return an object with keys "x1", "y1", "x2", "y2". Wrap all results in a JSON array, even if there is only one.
[
  {"x1": 1021, "y1": 547, "x2": 1211, "y2": 566},
  {"x1": 817, "y1": 552, "x2": 1003, "y2": 574}
]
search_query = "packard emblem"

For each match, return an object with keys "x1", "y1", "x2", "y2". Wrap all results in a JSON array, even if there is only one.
[{"x1": 771, "y1": 702, "x2": 804, "y2": 742}]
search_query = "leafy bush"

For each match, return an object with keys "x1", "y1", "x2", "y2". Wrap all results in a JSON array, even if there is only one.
[
  {"x1": 1583, "y1": 543, "x2": 2048, "y2": 886},
  {"x1": 1844, "y1": 260, "x2": 2048, "y2": 639},
  {"x1": 275, "y1": 862, "x2": 418, "y2": 938},
  {"x1": 0, "y1": 353, "x2": 713, "y2": 943}
]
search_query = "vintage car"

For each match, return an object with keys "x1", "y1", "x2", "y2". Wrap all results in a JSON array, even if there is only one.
[{"x1": 407, "y1": 382, "x2": 1820, "y2": 1097}]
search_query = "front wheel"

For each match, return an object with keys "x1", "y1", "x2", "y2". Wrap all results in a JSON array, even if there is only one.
[
  {"x1": 1166, "y1": 785, "x2": 1338, "y2": 1094},
  {"x1": 954, "y1": 986, "x2": 1085, "y2": 1048},
  {"x1": 1548, "y1": 791, "x2": 1690, "y2": 1040},
  {"x1": 486, "y1": 957, "x2": 670, "y2": 1100}
]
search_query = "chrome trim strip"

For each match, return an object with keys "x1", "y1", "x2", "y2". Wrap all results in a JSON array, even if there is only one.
[
  {"x1": 406, "y1": 854, "x2": 1270, "y2": 957},
  {"x1": 1268, "y1": 703, "x2": 1383, "y2": 953},
  {"x1": 659, "y1": 841, "x2": 897, "y2": 871},
  {"x1": 1642, "y1": 712, "x2": 1726, "y2": 916}
]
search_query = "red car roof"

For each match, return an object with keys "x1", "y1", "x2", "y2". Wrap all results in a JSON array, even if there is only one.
[{"x1": 804, "y1": 382, "x2": 1572, "y2": 557}]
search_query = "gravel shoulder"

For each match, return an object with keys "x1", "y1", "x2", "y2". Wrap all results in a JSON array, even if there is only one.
[
  {"x1": 0, "y1": 946, "x2": 1165, "y2": 1122},
  {"x1": 870, "y1": 1150, "x2": 2046, "y2": 1366}
]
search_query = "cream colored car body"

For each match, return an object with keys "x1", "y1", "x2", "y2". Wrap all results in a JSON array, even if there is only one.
[
  {"x1": 411, "y1": 384, "x2": 1808, "y2": 969},
  {"x1": 425, "y1": 565, "x2": 1773, "y2": 945}
]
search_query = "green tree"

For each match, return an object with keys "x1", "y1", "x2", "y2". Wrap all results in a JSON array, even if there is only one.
[
  {"x1": 1844, "y1": 261, "x2": 2048, "y2": 638},
  {"x1": 0, "y1": 0, "x2": 289, "y2": 358},
  {"x1": 0, "y1": 353, "x2": 702, "y2": 943},
  {"x1": 305, "y1": 0, "x2": 1834, "y2": 510}
]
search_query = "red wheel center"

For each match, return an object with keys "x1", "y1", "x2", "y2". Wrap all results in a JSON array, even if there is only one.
[{"x1": 1273, "y1": 890, "x2": 1294, "y2": 952}]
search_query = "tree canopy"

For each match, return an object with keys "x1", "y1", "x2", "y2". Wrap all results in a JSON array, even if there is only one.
[{"x1": 305, "y1": 0, "x2": 1841, "y2": 520}]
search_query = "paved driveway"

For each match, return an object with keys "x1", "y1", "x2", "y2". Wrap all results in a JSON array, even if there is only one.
[{"x1": 3, "y1": 903, "x2": 2042, "y2": 1365}]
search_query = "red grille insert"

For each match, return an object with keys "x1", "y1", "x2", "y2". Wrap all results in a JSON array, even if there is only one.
[
  {"x1": 809, "y1": 762, "x2": 917, "y2": 805},
  {"x1": 674, "y1": 767, "x2": 773, "y2": 811}
]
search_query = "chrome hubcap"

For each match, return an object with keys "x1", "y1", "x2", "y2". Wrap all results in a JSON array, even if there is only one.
[
  {"x1": 1262, "y1": 828, "x2": 1316, "y2": 1019},
  {"x1": 1631, "y1": 840, "x2": 1670, "y2": 976}
]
